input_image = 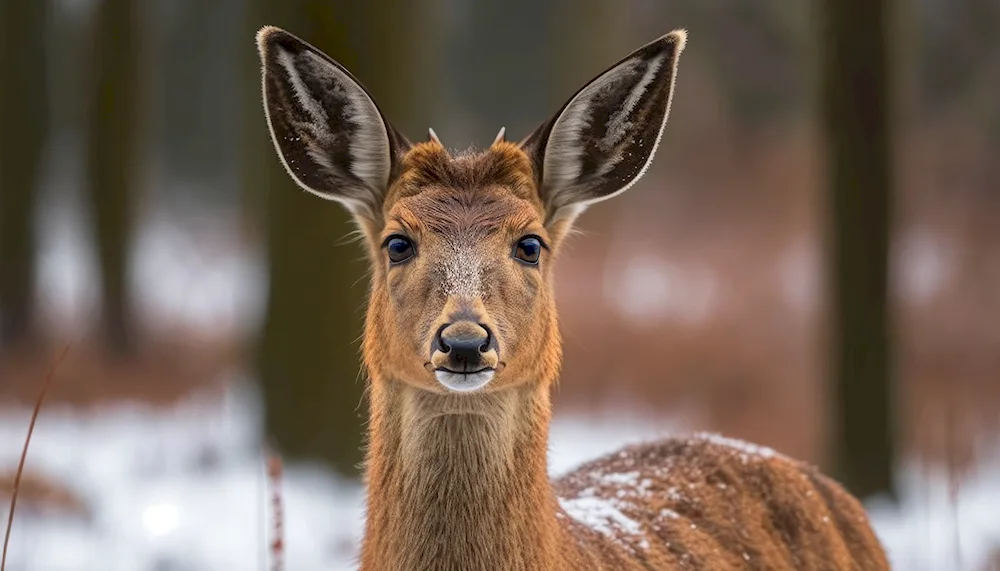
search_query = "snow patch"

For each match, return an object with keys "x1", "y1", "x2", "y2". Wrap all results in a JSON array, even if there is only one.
[
  {"x1": 868, "y1": 456, "x2": 1000, "y2": 571},
  {"x1": 694, "y1": 432, "x2": 779, "y2": 462},
  {"x1": 558, "y1": 494, "x2": 643, "y2": 537},
  {"x1": 895, "y1": 230, "x2": 954, "y2": 306},
  {"x1": 548, "y1": 412, "x2": 683, "y2": 477},
  {"x1": 603, "y1": 252, "x2": 718, "y2": 328},
  {"x1": 557, "y1": 470, "x2": 661, "y2": 545},
  {"x1": 0, "y1": 378, "x2": 364, "y2": 571},
  {"x1": 35, "y1": 200, "x2": 266, "y2": 339}
]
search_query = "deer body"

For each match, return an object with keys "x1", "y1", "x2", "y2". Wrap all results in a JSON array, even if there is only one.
[{"x1": 256, "y1": 26, "x2": 890, "y2": 571}]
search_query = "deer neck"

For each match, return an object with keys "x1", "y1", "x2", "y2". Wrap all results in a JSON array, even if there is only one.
[{"x1": 359, "y1": 379, "x2": 565, "y2": 571}]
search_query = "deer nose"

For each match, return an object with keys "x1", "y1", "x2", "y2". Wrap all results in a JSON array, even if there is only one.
[{"x1": 431, "y1": 321, "x2": 496, "y2": 372}]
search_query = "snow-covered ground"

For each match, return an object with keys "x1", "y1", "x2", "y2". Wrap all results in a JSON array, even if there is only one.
[
  {"x1": 0, "y1": 382, "x2": 1000, "y2": 571},
  {"x1": 0, "y1": 378, "x2": 681, "y2": 571},
  {"x1": 869, "y1": 456, "x2": 1000, "y2": 571},
  {"x1": 1, "y1": 380, "x2": 999, "y2": 571},
  {"x1": 34, "y1": 195, "x2": 267, "y2": 340}
]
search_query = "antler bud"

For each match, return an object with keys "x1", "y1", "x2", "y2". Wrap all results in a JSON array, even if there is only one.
[
  {"x1": 428, "y1": 127, "x2": 442, "y2": 146},
  {"x1": 492, "y1": 126, "x2": 506, "y2": 146}
]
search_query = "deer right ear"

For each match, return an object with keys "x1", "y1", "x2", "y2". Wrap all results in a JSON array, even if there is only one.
[
  {"x1": 256, "y1": 26, "x2": 409, "y2": 221},
  {"x1": 521, "y1": 30, "x2": 686, "y2": 225}
]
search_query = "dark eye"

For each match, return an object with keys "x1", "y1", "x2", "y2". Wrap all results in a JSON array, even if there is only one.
[
  {"x1": 514, "y1": 236, "x2": 543, "y2": 265},
  {"x1": 385, "y1": 235, "x2": 415, "y2": 264}
]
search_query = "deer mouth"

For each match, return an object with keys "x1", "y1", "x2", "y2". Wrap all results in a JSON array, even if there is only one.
[{"x1": 433, "y1": 367, "x2": 495, "y2": 393}]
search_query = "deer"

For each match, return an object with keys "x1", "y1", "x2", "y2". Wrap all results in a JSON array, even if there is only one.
[{"x1": 255, "y1": 25, "x2": 891, "y2": 571}]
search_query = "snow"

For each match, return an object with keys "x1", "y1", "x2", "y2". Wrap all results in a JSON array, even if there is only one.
[
  {"x1": 558, "y1": 495, "x2": 644, "y2": 538},
  {"x1": 557, "y1": 470, "x2": 653, "y2": 541},
  {"x1": 694, "y1": 432, "x2": 780, "y2": 462},
  {"x1": 0, "y1": 378, "x2": 365, "y2": 571},
  {"x1": 1, "y1": 378, "x2": 999, "y2": 570},
  {"x1": 548, "y1": 412, "x2": 684, "y2": 477},
  {"x1": 0, "y1": 391, "x2": 682, "y2": 571},
  {"x1": 35, "y1": 195, "x2": 266, "y2": 339},
  {"x1": 868, "y1": 456, "x2": 1000, "y2": 571},
  {"x1": 895, "y1": 229, "x2": 955, "y2": 306},
  {"x1": 602, "y1": 252, "x2": 718, "y2": 328}
]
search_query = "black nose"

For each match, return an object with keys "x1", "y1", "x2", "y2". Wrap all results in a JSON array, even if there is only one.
[{"x1": 432, "y1": 322, "x2": 494, "y2": 372}]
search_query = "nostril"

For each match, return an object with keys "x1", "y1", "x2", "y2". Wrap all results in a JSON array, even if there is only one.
[
  {"x1": 433, "y1": 323, "x2": 452, "y2": 354},
  {"x1": 478, "y1": 323, "x2": 493, "y2": 353}
]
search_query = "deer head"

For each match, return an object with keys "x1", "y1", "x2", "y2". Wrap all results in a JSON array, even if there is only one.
[{"x1": 256, "y1": 26, "x2": 686, "y2": 395}]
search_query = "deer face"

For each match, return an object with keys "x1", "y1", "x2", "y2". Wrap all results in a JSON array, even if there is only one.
[
  {"x1": 256, "y1": 26, "x2": 686, "y2": 394},
  {"x1": 368, "y1": 142, "x2": 558, "y2": 393}
]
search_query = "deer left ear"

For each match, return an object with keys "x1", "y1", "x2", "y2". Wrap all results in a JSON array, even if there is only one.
[
  {"x1": 256, "y1": 26, "x2": 410, "y2": 223},
  {"x1": 521, "y1": 30, "x2": 687, "y2": 224}
]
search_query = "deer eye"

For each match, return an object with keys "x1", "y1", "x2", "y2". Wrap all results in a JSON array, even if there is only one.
[
  {"x1": 384, "y1": 235, "x2": 415, "y2": 264},
  {"x1": 514, "y1": 236, "x2": 543, "y2": 265}
]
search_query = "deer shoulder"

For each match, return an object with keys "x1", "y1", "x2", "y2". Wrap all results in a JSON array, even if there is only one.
[{"x1": 554, "y1": 434, "x2": 889, "y2": 570}]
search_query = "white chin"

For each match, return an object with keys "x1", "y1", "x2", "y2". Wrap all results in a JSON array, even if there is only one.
[{"x1": 435, "y1": 369, "x2": 495, "y2": 393}]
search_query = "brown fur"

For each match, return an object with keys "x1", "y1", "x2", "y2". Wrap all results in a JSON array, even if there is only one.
[
  {"x1": 361, "y1": 142, "x2": 564, "y2": 400},
  {"x1": 356, "y1": 142, "x2": 890, "y2": 570}
]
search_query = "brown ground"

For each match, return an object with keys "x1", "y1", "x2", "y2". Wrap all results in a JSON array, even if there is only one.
[
  {"x1": 0, "y1": 328, "x2": 240, "y2": 409},
  {"x1": 0, "y1": 469, "x2": 91, "y2": 519}
]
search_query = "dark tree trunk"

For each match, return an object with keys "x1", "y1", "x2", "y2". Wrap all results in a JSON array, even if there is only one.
[
  {"x1": 819, "y1": 0, "x2": 897, "y2": 501},
  {"x1": 446, "y1": 0, "x2": 552, "y2": 141},
  {"x1": 246, "y1": 0, "x2": 424, "y2": 477},
  {"x1": 0, "y1": 0, "x2": 49, "y2": 348},
  {"x1": 549, "y1": 0, "x2": 627, "y2": 105},
  {"x1": 85, "y1": 0, "x2": 144, "y2": 354}
]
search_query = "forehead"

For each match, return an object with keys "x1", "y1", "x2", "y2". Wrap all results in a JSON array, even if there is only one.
[{"x1": 385, "y1": 142, "x2": 545, "y2": 237}]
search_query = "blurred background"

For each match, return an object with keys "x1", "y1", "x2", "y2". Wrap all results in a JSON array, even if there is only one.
[{"x1": 1, "y1": 0, "x2": 999, "y2": 569}]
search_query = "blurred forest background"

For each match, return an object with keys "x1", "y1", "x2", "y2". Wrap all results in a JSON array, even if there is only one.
[{"x1": 1, "y1": 0, "x2": 1000, "y2": 568}]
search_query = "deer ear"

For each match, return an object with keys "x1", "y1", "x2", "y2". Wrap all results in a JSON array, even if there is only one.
[
  {"x1": 256, "y1": 26, "x2": 410, "y2": 221},
  {"x1": 521, "y1": 30, "x2": 686, "y2": 223}
]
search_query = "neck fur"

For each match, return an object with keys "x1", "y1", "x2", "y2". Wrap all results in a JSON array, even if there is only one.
[{"x1": 359, "y1": 380, "x2": 563, "y2": 571}]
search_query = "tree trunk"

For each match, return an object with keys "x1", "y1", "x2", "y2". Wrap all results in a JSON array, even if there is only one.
[
  {"x1": 0, "y1": 0, "x2": 49, "y2": 348},
  {"x1": 85, "y1": 0, "x2": 144, "y2": 354},
  {"x1": 549, "y1": 0, "x2": 628, "y2": 106},
  {"x1": 246, "y1": 0, "x2": 423, "y2": 476},
  {"x1": 446, "y1": 0, "x2": 551, "y2": 141},
  {"x1": 820, "y1": 0, "x2": 897, "y2": 501}
]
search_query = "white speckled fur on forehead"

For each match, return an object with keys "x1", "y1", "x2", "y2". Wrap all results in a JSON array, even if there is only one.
[{"x1": 440, "y1": 239, "x2": 487, "y2": 298}]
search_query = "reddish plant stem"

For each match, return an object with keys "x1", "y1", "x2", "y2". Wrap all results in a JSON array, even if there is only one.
[
  {"x1": 1, "y1": 344, "x2": 69, "y2": 571},
  {"x1": 266, "y1": 447, "x2": 284, "y2": 571}
]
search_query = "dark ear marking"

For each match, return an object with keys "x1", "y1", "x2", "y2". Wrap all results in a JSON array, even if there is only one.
[
  {"x1": 521, "y1": 30, "x2": 687, "y2": 223},
  {"x1": 256, "y1": 26, "x2": 410, "y2": 220}
]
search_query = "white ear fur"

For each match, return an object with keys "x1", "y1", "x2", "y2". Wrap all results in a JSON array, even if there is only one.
[
  {"x1": 257, "y1": 26, "x2": 401, "y2": 219},
  {"x1": 523, "y1": 30, "x2": 687, "y2": 224}
]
